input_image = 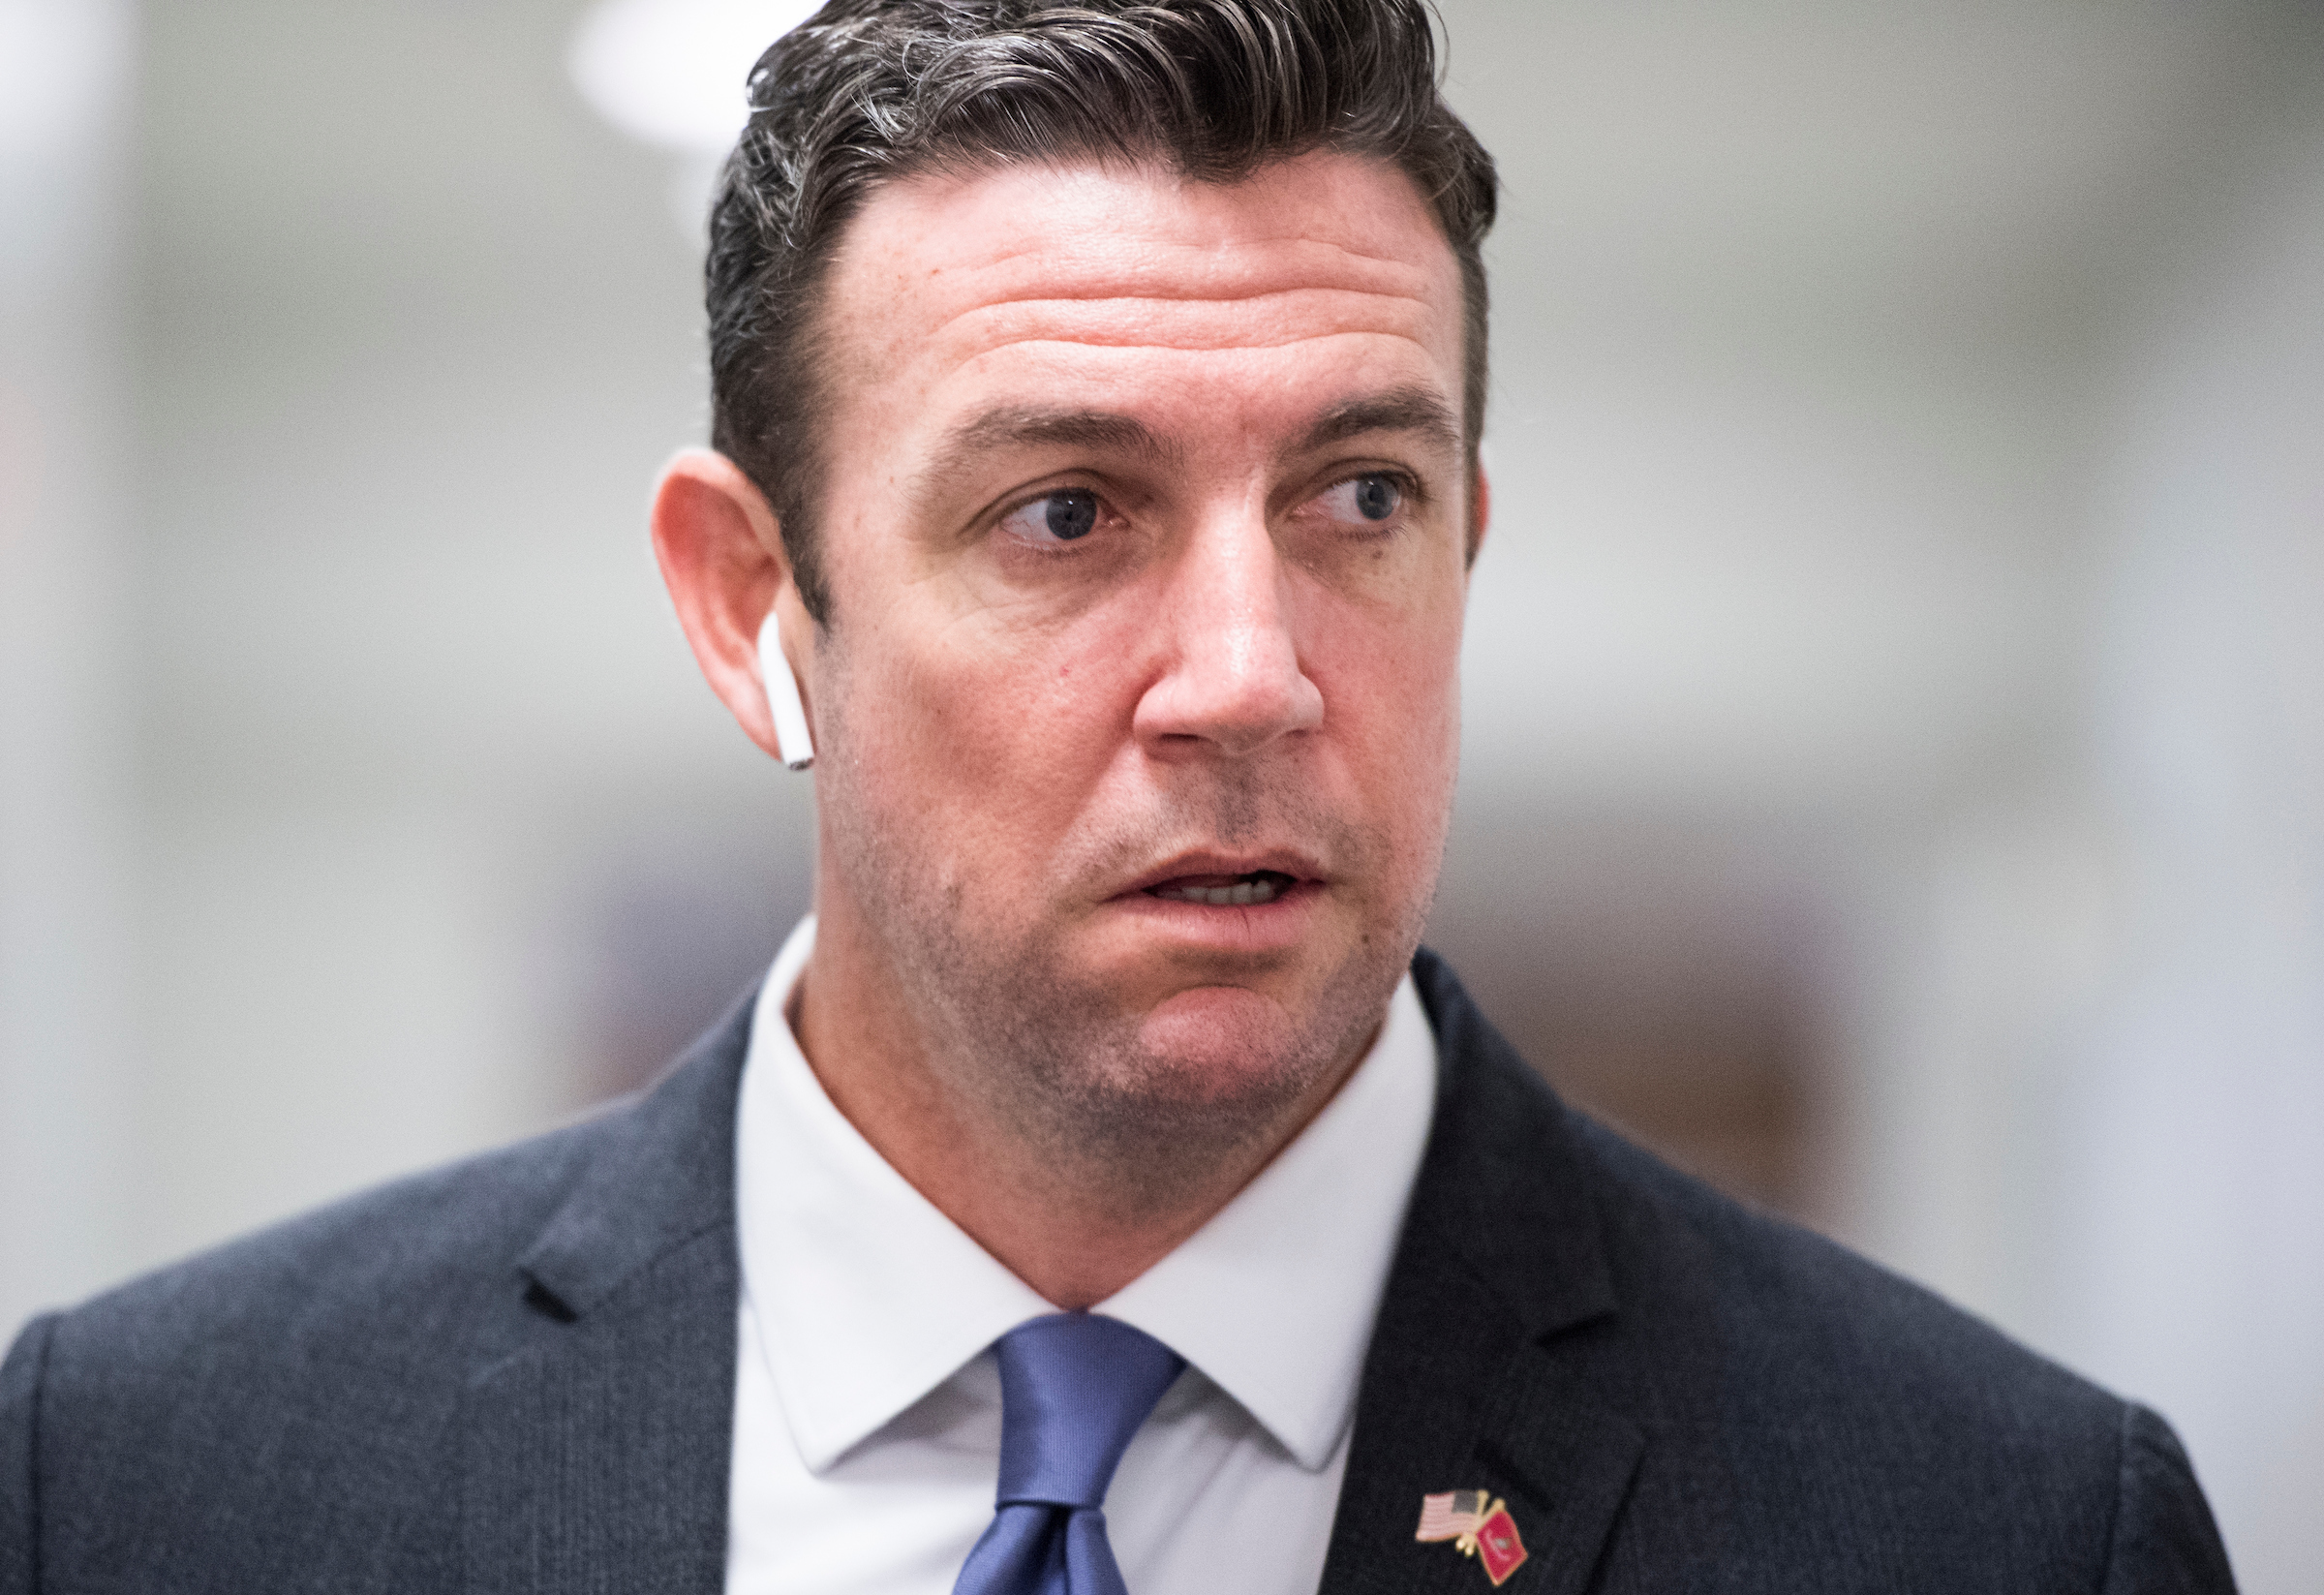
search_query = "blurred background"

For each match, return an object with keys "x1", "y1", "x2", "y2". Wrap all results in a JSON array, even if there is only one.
[{"x1": 4, "y1": 0, "x2": 2320, "y2": 1581}]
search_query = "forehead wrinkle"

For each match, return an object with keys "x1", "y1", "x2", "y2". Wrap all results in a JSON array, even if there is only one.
[
  {"x1": 886, "y1": 201, "x2": 1439, "y2": 279},
  {"x1": 955, "y1": 283, "x2": 1432, "y2": 310},
  {"x1": 961, "y1": 238, "x2": 1437, "y2": 300},
  {"x1": 933, "y1": 302, "x2": 1441, "y2": 361},
  {"x1": 940, "y1": 331, "x2": 1443, "y2": 377},
  {"x1": 897, "y1": 250, "x2": 1444, "y2": 357}
]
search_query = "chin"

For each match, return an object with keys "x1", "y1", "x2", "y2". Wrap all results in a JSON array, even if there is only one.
[{"x1": 1128, "y1": 987, "x2": 1318, "y2": 1103}]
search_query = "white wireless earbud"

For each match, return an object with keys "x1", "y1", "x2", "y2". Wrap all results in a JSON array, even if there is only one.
[{"x1": 755, "y1": 606, "x2": 815, "y2": 771}]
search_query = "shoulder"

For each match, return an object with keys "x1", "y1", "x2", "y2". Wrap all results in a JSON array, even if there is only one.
[
  {"x1": 1569, "y1": 1106, "x2": 2116, "y2": 1445},
  {"x1": 1556, "y1": 1113, "x2": 2234, "y2": 1587},
  {"x1": 1, "y1": 994, "x2": 752, "y2": 1590},
  {"x1": 1403, "y1": 948, "x2": 2234, "y2": 1589},
  {"x1": 0, "y1": 1112, "x2": 605, "y2": 1592},
  {"x1": 1413, "y1": 944, "x2": 2111, "y2": 1431},
  {"x1": 21, "y1": 987, "x2": 752, "y2": 1387},
  {"x1": 24, "y1": 1106, "x2": 597, "y2": 1394}
]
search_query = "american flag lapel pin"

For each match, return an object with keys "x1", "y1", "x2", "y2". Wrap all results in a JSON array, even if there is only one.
[{"x1": 1416, "y1": 1489, "x2": 1530, "y2": 1586}]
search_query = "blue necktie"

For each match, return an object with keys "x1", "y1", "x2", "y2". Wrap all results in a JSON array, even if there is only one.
[{"x1": 952, "y1": 1314, "x2": 1186, "y2": 1595}]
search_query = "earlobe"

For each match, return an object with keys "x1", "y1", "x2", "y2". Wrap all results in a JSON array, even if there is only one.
[{"x1": 1467, "y1": 460, "x2": 1491, "y2": 567}]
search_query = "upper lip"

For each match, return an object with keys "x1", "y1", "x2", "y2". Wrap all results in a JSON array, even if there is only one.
[{"x1": 1119, "y1": 848, "x2": 1327, "y2": 896}]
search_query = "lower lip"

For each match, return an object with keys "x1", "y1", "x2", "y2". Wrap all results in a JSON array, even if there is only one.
[{"x1": 1107, "y1": 878, "x2": 1325, "y2": 951}]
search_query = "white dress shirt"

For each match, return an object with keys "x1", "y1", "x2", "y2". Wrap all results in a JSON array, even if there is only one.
[{"x1": 724, "y1": 915, "x2": 1438, "y2": 1595}]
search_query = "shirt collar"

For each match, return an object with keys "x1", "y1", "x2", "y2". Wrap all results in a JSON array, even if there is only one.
[{"x1": 735, "y1": 915, "x2": 1438, "y2": 1475}]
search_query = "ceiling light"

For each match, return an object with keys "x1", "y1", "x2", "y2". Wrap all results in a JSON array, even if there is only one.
[{"x1": 569, "y1": 0, "x2": 820, "y2": 155}]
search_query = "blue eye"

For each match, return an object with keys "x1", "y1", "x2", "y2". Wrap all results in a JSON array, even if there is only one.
[
  {"x1": 1318, "y1": 474, "x2": 1402, "y2": 524},
  {"x1": 1000, "y1": 489, "x2": 1099, "y2": 544}
]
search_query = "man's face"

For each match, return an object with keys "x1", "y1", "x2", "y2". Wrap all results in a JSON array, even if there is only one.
[{"x1": 806, "y1": 151, "x2": 1473, "y2": 1175}]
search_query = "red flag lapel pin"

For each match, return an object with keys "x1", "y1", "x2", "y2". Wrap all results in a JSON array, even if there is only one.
[
  {"x1": 1472, "y1": 1498, "x2": 1529, "y2": 1585},
  {"x1": 1415, "y1": 1490, "x2": 1530, "y2": 1586}
]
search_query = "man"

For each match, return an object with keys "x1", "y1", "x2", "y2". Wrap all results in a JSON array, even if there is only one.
[{"x1": 0, "y1": 2, "x2": 2237, "y2": 1591}]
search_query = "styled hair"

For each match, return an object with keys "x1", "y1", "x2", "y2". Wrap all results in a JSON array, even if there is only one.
[{"x1": 706, "y1": 0, "x2": 1497, "y2": 622}]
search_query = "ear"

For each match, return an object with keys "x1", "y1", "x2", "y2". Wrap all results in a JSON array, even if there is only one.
[
  {"x1": 1466, "y1": 456, "x2": 1491, "y2": 567},
  {"x1": 650, "y1": 447, "x2": 815, "y2": 762}
]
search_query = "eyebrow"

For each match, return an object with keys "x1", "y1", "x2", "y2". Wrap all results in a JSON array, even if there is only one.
[
  {"x1": 919, "y1": 408, "x2": 1181, "y2": 496},
  {"x1": 913, "y1": 387, "x2": 1463, "y2": 507},
  {"x1": 1294, "y1": 386, "x2": 1464, "y2": 459}
]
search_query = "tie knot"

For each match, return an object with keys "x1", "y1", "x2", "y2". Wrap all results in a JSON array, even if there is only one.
[{"x1": 993, "y1": 1314, "x2": 1184, "y2": 1511}]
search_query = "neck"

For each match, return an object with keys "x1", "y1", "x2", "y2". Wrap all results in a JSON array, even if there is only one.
[{"x1": 790, "y1": 893, "x2": 1370, "y2": 1310}]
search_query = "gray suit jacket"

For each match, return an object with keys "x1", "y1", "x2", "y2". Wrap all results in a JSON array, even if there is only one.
[{"x1": 2, "y1": 950, "x2": 2235, "y2": 1592}]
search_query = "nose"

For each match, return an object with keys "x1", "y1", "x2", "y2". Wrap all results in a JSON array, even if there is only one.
[{"x1": 1132, "y1": 508, "x2": 1325, "y2": 758}]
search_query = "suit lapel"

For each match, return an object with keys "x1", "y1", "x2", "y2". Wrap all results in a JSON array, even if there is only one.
[
  {"x1": 460, "y1": 994, "x2": 757, "y2": 1595},
  {"x1": 1318, "y1": 951, "x2": 1645, "y2": 1595}
]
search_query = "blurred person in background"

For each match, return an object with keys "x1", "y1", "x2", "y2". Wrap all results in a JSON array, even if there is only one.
[{"x1": 0, "y1": 2, "x2": 2238, "y2": 1591}]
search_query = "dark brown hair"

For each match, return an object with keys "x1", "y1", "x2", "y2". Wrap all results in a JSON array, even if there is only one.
[{"x1": 706, "y1": 0, "x2": 1497, "y2": 622}]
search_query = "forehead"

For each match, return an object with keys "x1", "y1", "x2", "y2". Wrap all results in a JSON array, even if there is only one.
[{"x1": 817, "y1": 151, "x2": 1465, "y2": 438}]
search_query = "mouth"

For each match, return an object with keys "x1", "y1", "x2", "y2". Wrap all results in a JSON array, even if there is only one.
[
  {"x1": 1121, "y1": 849, "x2": 1324, "y2": 909},
  {"x1": 1142, "y1": 869, "x2": 1300, "y2": 907},
  {"x1": 1110, "y1": 852, "x2": 1327, "y2": 952}
]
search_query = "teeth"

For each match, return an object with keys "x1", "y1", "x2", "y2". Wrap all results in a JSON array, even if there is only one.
[{"x1": 1154, "y1": 874, "x2": 1283, "y2": 905}]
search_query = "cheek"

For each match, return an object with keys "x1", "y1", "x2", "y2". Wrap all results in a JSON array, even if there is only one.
[
  {"x1": 840, "y1": 609, "x2": 1139, "y2": 857},
  {"x1": 1303, "y1": 580, "x2": 1465, "y2": 762},
  {"x1": 1304, "y1": 592, "x2": 1465, "y2": 885}
]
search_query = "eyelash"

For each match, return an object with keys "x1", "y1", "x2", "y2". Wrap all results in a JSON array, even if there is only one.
[
  {"x1": 1334, "y1": 469, "x2": 1426, "y2": 508},
  {"x1": 994, "y1": 484, "x2": 1116, "y2": 552},
  {"x1": 986, "y1": 467, "x2": 1429, "y2": 550},
  {"x1": 1309, "y1": 470, "x2": 1428, "y2": 536}
]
